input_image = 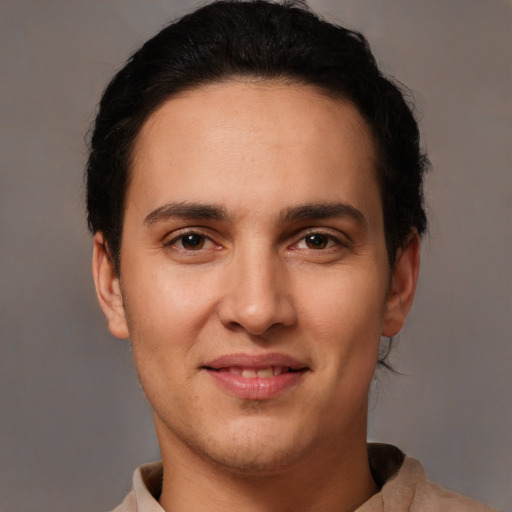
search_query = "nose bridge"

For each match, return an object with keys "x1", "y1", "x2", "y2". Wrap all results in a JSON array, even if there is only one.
[{"x1": 218, "y1": 240, "x2": 295, "y2": 334}]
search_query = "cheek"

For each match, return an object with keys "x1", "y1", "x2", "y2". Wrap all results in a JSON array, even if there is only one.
[
  {"x1": 123, "y1": 264, "x2": 213, "y2": 330},
  {"x1": 122, "y1": 275, "x2": 199, "y2": 405},
  {"x1": 297, "y1": 268, "x2": 387, "y2": 373},
  {"x1": 299, "y1": 267, "x2": 388, "y2": 331},
  {"x1": 121, "y1": 265, "x2": 227, "y2": 388}
]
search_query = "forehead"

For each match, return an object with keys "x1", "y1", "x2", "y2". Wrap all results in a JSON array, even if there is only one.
[{"x1": 128, "y1": 80, "x2": 381, "y2": 226}]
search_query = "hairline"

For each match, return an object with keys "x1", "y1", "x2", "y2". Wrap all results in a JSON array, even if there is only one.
[{"x1": 113, "y1": 75, "x2": 388, "y2": 273}]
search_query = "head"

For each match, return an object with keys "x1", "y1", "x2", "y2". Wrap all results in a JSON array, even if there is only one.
[
  {"x1": 86, "y1": 0, "x2": 428, "y2": 274},
  {"x1": 87, "y1": 0, "x2": 426, "y2": 483}
]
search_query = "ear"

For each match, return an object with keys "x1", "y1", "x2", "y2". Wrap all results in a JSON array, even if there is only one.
[
  {"x1": 92, "y1": 232, "x2": 129, "y2": 339},
  {"x1": 381, "y1": 230, "x2": 421, "y2": 337}
]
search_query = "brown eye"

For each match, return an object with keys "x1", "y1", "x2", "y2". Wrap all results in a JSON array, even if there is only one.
[
  {"x1": 180, "y1": 234, "x2": 206, "y2": 250},
  {"x1": 304, "y1": 234, "x2": 329, "y2": 249}
]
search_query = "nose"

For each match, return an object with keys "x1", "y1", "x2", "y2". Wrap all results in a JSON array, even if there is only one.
[{"x1": 217, "y1": 245, "x2": 297, "y2": 336}]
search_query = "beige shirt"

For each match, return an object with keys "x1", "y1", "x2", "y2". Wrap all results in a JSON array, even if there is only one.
[{"x1": 111, "y1": 444, "x2": 497, "y2": 512}]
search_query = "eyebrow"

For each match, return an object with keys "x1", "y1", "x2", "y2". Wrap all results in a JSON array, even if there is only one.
[
  {"x1": 144, "y1": 202, "x2": 227, "y2": 225},
  {"x1": 281, "y1": 202, "x2": 368, "y2": 227},
  {"x1": 143, "y1": 200, "x2": 367, "y2": 227}
]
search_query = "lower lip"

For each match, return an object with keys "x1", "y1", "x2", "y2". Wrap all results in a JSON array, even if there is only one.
[{"x1": 206, "y1": 369, "x2": 305, "y2": 400}]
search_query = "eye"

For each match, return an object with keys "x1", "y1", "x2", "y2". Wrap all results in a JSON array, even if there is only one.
[
  {"x1": 164, "y1": 231, "x2": 218, "y2": 252},
  {"x1": 179, "y1": 233, "x2": 206, "y2": 250},
  {"x1": 303, "y1": 233, "x2": 330, "y2": 250},
  {"x1": 294, "y1": 232, "x2": 341, "y2": 251}
]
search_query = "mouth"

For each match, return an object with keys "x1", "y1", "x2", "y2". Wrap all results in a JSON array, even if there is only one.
[
  {"x1": 205, "y1": 365, "x2": 304, "y2": 378},
  {"x1": 202, "y1": 354, "x2": 309, "y2": 400}
]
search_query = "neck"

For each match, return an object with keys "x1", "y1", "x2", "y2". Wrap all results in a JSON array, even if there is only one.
[{"x1": 157, "y1": 423, "x2": 377, "y2": 512}]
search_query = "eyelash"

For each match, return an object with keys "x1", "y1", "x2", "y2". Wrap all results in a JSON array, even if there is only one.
[
  {"x1": 163, "y1": 229, "x2": 348, "y2": 253},
  {"x1": 163, "y1": 229, "x2": 219, "y2": 252},
  {"x1": 291, "y1": 231, "x2": 348, "y2": 251}
]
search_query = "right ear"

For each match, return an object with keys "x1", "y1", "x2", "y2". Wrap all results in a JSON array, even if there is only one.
[{"x1": 92, "y1": 233, "x2": 129, "y2": 339}]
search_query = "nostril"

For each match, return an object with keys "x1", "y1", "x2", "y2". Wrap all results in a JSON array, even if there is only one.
[{"x1": 217, "y1": 278, "x2": 297, "y2": 335}]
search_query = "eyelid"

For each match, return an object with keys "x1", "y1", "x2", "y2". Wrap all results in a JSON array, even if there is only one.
[
  {"x1": 163, "y1": 227, "x2": 221, "y2": 249},
  {"x1": 289, "y1": 228, "x2": 350, "y2": 249},
  {"x1": 162, "y1": 226, "x2": 350, "y2": 251}
]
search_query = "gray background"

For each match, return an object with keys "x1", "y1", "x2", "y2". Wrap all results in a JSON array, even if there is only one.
[{"x1": 0, "y1": 1, "x2": 510, "y2": 511}]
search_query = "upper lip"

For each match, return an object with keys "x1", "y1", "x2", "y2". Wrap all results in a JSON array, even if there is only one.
[{"x1": 203, "y1": 352, "x2": 308, "y2": 371}]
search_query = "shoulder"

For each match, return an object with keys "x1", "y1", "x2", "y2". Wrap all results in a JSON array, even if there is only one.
[
  {"x1": 362, "y1": 444, "x2": 498, "y2": 512},
  {"x1": 110, "y1": 488, "x2": 137, "y2": 512},
  {"x1": 396, "y1": 456, "x2": 498, "y2": 512},
  {"x1": 110, "y1": 462, "x2": 164, "y2": 512}
]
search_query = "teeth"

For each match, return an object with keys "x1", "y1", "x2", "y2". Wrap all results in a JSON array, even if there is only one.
[
  {"x1": 232, "y1": 366, "x2": 289, "y2": 378},
  {"x1": 238, "y1": 366, "x2": 281, "y2": 378},
  {"x1": 257, "y1": 367, "x2": 274, "y2": 378}
]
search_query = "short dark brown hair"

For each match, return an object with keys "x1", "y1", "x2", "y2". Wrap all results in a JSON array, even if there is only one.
[{"x1": 86, "y1": 0, "x2": 428, "y2": 273}]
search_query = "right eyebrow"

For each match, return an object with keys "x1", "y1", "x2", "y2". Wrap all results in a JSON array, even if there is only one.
[{"x1": 144, "y1": 202, "x2": 228, "y2": 226}]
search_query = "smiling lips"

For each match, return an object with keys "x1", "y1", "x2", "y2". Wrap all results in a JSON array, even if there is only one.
[
  {"x1": 222, "y1": 366, "x2": 288, "y2": 378},
  {"x1": 203, "y1": 354, "x2": 309, "y2": 400}
]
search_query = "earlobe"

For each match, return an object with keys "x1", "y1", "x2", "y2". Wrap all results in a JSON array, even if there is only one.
[
  {"x1": 92, "y1": 233, "x2": 130, "y2": 339},
  {"x1": 381, "y1": 231, "x2": 421, "y2": 337}
]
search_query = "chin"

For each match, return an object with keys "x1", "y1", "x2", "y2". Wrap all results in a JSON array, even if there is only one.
[
  {"x1": 186, "y1": 418, "x2": 312, "y2": 475},
  {"x1": 202, "y1": 442, "x2": 305, "y2": 476}
]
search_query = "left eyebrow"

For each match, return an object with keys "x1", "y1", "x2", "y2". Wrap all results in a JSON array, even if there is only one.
[
  {"x1": 281, "y1": 202, "x2": 368, "y2": 228},
  {"x1": 144, "y1": 201, "x2": 228, "y2": 226}
]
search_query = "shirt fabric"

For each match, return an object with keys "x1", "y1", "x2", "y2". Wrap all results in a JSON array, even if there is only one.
[{"x1": 111, "y1": 444, "x2": 497, "y2": 512}]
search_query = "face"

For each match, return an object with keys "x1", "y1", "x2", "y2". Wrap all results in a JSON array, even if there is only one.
[{"x1": 93, "y1": 81, "x2": 418, "y2": 475}]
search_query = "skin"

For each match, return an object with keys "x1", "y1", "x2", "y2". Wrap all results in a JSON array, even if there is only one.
[{"x1": 93, "y1": 81, "x2": 420, "y2": 512}]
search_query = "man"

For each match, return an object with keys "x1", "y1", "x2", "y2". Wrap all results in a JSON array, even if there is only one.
[{"x1": 86, "y1": 1, "x2": 496, "y2": 510}]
